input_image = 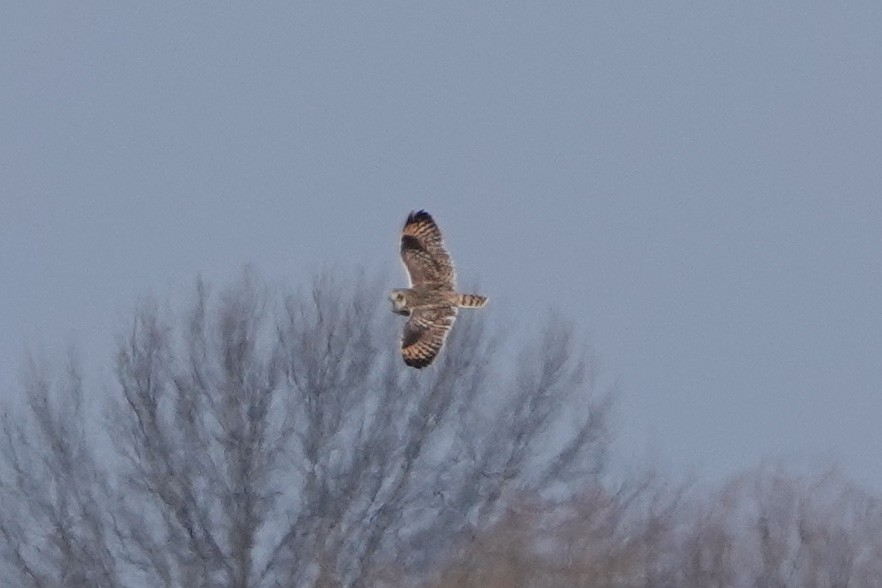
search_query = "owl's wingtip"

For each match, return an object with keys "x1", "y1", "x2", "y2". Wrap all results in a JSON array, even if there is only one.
[{"x1": 406, "y1": 209, "x2": 434, "y2": 225}]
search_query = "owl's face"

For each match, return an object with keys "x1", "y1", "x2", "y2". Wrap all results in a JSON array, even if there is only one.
[{"x1": 389, "y1": 289, "x2": 411, "y2": 315}]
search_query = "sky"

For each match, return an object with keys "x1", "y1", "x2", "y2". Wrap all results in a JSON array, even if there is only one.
[{"x1": 2, "y1": 3, "x2": 881, "y2": 491}]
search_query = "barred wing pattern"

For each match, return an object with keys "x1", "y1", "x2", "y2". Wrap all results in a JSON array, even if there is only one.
[
  {"x1": 401, "y1": 306, "x2": 457, "y2": 368},
  {"x1": 400, "y1": 211, "x2": 455, "y2": 287}
]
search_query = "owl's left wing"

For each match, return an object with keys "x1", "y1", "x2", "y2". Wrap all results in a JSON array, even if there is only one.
[
  {"x1": 400, "y1": 210, "x2": 455, "y2": 287},
  {"x1": 401, "y1": 306, "x2": 457, "y2": 368}
]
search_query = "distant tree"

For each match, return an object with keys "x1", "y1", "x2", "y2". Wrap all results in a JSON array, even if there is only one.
[
  {"x1": 743, "y1": 466, "x2": 882, "y2": 588},
  {"x1": 426, "y1": 465, "x2": 882, "y2": 588},
  {"x1": 429, "y1": 470, "x2": 687, "y2": 588},
  {"x1": 0, "y1": 270, "x2": 612, "y2": 587},
  {"x1": 671, "y1": 466, "x2": 882, "y2": 588},
  {"x1": 678, "y1": 477, "x2": 740, "y2": 588}
]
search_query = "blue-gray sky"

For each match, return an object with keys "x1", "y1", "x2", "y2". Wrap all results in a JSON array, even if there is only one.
[{"x1": 2, "y1": 4, "x2": 881, "y2": 489}]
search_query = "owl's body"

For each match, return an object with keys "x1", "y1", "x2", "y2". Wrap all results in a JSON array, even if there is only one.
[
  {"x1": 390, "y1": 287, "x2": 487, "y2": 315},
  {"x1": 390, "y1": 211, "x2": 488, "y2": 368}
]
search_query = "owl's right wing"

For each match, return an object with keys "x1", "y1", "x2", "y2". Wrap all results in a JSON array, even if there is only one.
[
  {"x1": 400, "y1": 210, "x2": 455, "y2": 287},
  {"x1": 401, "y1": 306, "x2": 457, "y2": 368}
]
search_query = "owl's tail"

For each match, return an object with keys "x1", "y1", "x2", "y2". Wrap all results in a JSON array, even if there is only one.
[{"x1": 457, "y1": 293, "x2": 488, "y2": 308}]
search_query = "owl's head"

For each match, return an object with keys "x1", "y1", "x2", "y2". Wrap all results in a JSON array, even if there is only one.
[{"x1": 389, "y1": 289, "x2": 410, "y2": 315}]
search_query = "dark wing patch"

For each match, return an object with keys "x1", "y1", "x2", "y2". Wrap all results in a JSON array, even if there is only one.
[
  {"x1": 400, "y1": 210, "x2": 455, "y2": 287},
  {"x1": 401, "y1": 306, "x2": 457, "y2": 368}
]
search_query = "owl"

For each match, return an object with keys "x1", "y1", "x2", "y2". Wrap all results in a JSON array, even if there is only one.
[{"x1": 390, "y1": 210, "x2": 488, "y2": 368}]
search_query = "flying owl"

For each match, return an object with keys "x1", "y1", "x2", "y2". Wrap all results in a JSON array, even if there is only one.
[{"x1": 390, "y1": 210, "x2": 488, "y2": 368}]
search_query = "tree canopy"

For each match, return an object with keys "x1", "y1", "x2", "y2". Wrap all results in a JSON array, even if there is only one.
[{"x1": 0, "y1": 271, "x2": 610, "y2": 587}]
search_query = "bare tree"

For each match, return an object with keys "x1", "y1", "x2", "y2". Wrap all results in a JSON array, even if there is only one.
[
  {"x1": 0, "y1": 353, "x2": 120, "y2": 588},
  {"x1": 427, "y1": 470, "x2": 689, "y2": 588},
  {"x1": 677, "y1": 478, "x2": 740, "y2": 588},
  {"x1": 106, "y1": 273, "x2": 287, "y2": 588},
  {"x1": 748, "y1": 466, "x2": 882, "y2": 588},
  {"x1": 669, "y1": 466, "x2": 882, "y2": 588},
  {"x1": 262, "y1": 274, "x2": 612, "y2": 586},
  {"x1": 426, "y1": 465, "x2": 882, "y2": 588},
  {"x1": 0, "y1": 270, "x2": 613, "y2": 587}
]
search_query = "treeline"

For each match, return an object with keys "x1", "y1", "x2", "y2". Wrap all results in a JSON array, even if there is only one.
[
  {"x1": 0, "y1": 271, "x2": 878, "y2": 587},
  {"x1": 430, "y1": 465, "x2": 881, "y2": 587}
]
